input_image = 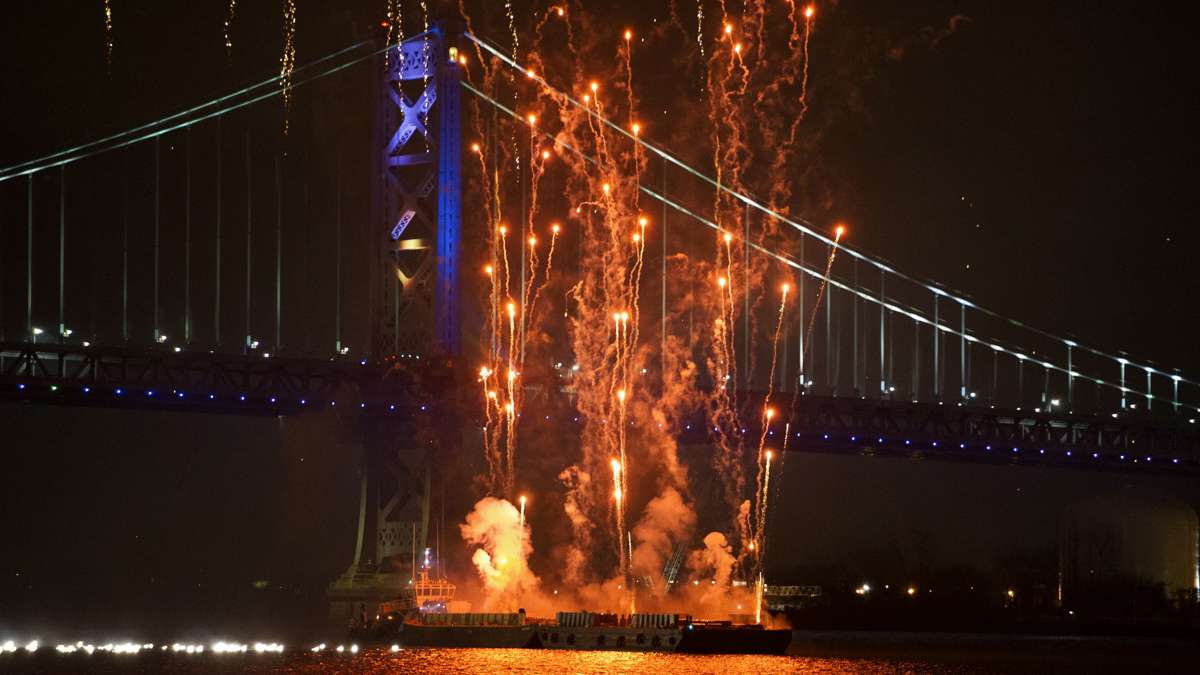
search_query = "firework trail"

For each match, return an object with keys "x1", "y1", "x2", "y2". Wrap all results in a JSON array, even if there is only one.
[
  {"x1": 223, "y1": 0, "x2": 237, "y2": 59},
  {"x1": 280, "y1": 0, "x2": 297, "y2": 135},
  {"x1": 385, "y1": 0, "x2": 404, "y2": 69},
  {"x1": 753, "y1": 448, "x2": 774, "y2": 623},
  {"x1": 796, "y1": 224, "x2": 845, "y2": 395},
  {"x1": 103, "y1": 0, "x2": 113, "y2": 72}
]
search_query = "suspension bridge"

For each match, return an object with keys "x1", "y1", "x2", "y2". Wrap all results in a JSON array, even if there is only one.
[{"x1": 2, "y1": 23, "x2": 1198, "y2": 615}]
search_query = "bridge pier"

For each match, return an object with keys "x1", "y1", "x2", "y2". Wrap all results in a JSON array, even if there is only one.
[{"x1": 327, "y1": 417, "x2": 432, "y2": 629}]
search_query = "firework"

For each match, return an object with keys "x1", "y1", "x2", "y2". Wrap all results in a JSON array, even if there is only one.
[
  {"x1": 280, "y1": 0, "x2": 297, "y2": 135},
  {"x1": 103, "y1": 0, "x2": 113, "y2": 71},
  {"x1": 223, "y1": 0, "x2": 238, "y2": 58}
]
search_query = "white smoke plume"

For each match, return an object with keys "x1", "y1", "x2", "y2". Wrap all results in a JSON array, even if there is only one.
[{"x1": 460, "y1": 497, "x2": 541, "y2": 611}]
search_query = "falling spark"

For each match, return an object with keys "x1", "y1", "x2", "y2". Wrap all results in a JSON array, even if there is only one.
[
  {"x1": 224, "y1": 0, "x2": 238, "y2": 58},
  {"x1": 800, "y1": 225, "x2": 846, "y2": 390},
  {"x1": 103, "y1": 0, "x2": 113, "y2": 72},
  {"x1": 799, "y1": 5, "x2": 816, "y2": 118},
  {"x1": 280, "y1": 0, "x2": 297, "y2": 135}
]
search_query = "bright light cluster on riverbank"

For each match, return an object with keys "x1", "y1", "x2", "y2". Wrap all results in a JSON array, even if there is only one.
[{"x1": 0, "y1": 637, "x2": 386, "y2": 658}]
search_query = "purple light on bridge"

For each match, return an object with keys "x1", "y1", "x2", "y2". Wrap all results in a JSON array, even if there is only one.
[{"x1": 16, "y1": 384, "x2": 25, "y2": 390}]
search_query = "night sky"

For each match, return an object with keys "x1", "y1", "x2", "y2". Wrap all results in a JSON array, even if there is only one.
[{"x1": 2, "y1": 0, "x2": 1199, "y2": 639}]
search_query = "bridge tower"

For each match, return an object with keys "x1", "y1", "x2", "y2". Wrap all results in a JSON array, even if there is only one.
[
  {"x1": 370, "y1": 25, "x2": 462, "y2": 358},
  {"x1": 328, "y1": 23, "x2": 463, "y2": 626}
]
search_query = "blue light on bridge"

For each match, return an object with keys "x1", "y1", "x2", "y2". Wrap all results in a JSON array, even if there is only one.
[
  {"x1": 300, "y1": 399, "x2": 307, "y2": 405},
  {"x1": 269, "y1": 397, "x2": 277, "y2": 404},
  {"x1": 176, "y1": 392, "x2": 184, "y2": 399},
  {"x1": 239, "y1": 395, "x2": 246, "y2": 402},
  {"x1": 932, "y1": 441, "x2": 939, "y2": 447},
  {"x1": 17, "y1": 383, "x2": 25, "y2": 390},
  {"x1": 1012, "y1": 447, "x2": 1018, "y2": 453},
  {"x1": 905, "y1": 439, "x2": 911, "y2": 446},
  {"x1": 146, "y1": 390, "x2": 155, "y2": 397},
  {"x1": 82, "y1": 387, "x2": 90, "y2": 393},
  {"x1": 389, "y1": 404, "x2": 396, "y2": 411},
  {"x1": 115, "y1": 388, "x2": 124, "y2": 395},
  {"x1": 822, "y1": 434, "x2": 829, "y2": 440},
  {"x1": 1093, "y1": 453, "x2": 1099, "y2": 459},
  {"x1": 208, "y1": 394, "x2": 215, "y2": 400}
]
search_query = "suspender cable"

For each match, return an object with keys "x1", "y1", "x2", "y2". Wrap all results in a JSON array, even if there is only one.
[
  {"x1": 825, "y1": 247, "x2": 832, "y2": 390},
  {"x1": 27, "y1": 175, "x2": 33, "y2": 338},
  {"x1": 743, "y1": 202, "x2": 750, "y2": 386},
  {"x1": 153, "y1": 136, "x2": 161, "y2": 342},
  {"x1": 661, "y1": 157, "x2": 667, "y2": 378},
  {"x1": 879, "y1": 272, "x2": 885, "y2": 396},
  {"x1": 852, "y1": 258, "x2": 858, "y2": 394},
  {"x1": 960, "y1": 304, "x2": 967, "y2": 400},
  {"x1": 245, "y1": 129, "x2": 252, "y2": 353},
  {"x1": 275, "y1": 154, "x2": 282, "y2": 351},
  {"x1": 912, "y1": 319, "x2": 919, "y2": 399},
  {"x1": 58, "y1": 166, "x2": 65, "y2": 340},
  {"x1": 335, "y1": 152, "x2": 342, "y2": 354},
  {"x1": 122, "y1": 159, "x2": 129, "y2": 341},
  {"x1": 185, "y1": 126, "x2": 192, "y2": 343},
  {"x1": 932, "y1": 293, "x2": 939, "y2": 399},
  {"x1": 797, "y1": 232, "x2": 804, "y2": 387},
  {"x1": 215, "y1": 117, "x2": 222, "y2": 346}
]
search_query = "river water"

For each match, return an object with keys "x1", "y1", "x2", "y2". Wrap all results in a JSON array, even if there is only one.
[
  {"x1": 0, "y1": 649, "x2": 998, "y2": 674},
  {"x1": 1, "y1": 635, "x2": 1193, "y2": 674}
]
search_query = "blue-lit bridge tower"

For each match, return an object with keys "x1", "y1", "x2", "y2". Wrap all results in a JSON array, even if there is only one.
[{"x1": 328, "y1": 26, "x2": 463, "y2": 621}]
